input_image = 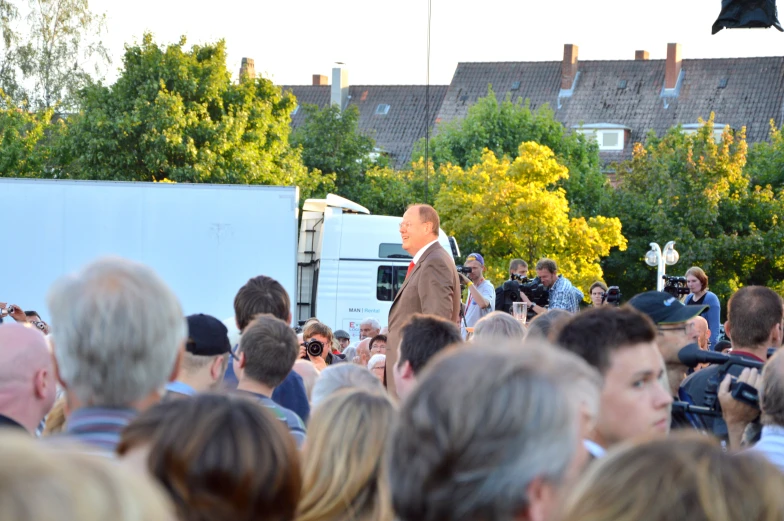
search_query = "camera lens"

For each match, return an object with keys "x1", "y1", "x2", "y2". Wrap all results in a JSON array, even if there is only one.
[{"x1": 306, "y1": 339, "x2": 324, "y2": 358}]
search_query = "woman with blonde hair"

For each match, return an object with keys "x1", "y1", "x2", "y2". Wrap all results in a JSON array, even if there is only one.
[
  {"x1": 559, "y1": 433, "x2": 784, "y2": 521},
  {"x1": 297, "y1": 388, "x2": 396, "y2": 521}
]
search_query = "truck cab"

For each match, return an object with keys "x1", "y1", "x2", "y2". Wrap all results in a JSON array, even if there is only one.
[{"x1": 297, "y1": 195, "x2": 457, "y2": 342}]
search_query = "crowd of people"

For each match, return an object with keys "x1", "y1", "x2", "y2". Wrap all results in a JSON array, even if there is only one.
[{"x1": 1, "y1": 203, "x2": 783, "y2": 521}]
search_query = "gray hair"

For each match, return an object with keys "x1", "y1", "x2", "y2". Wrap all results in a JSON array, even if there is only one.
[
  {"x1": 311, "y1": 363, "x2": 383, "y2": 409},
  {"x1": 361, "y1": 317, "x2": 381, "y2": 329},
  {"x1": 761, "y1": 351, "x2": 784, "y2": 427},
  {"x1": 472, "y1": 311, "x2": 526, "y2": 342},
  {"x1": 367, "y1": 354, "x2": 386, "y2": 370},
  {"x1": 388, "y1": 340, "x2": 590, "y2": 521},
  {"x1": 48, "y1": 257, "x2": 186, "y2": 406}
]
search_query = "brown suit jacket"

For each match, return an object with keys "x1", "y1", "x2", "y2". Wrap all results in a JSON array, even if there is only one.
[{"x1": 386, "y1": 241, "x2": 461, "y2": 397}]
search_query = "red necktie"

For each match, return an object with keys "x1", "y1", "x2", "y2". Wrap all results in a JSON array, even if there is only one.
[{"x1": 406, "y1": 261, "x2": 415, "y2": 279}]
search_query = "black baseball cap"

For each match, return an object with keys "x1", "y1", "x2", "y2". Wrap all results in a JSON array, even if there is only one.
[
  {"x1": 628, "y1": 291, "x2": 709, "y2": 325},
  {"x1": 186, "y1": 314, "x2": 236, "y2": 359},
  {"x1": 334, "y1": 329, "x2": 351, "y2": 340}
]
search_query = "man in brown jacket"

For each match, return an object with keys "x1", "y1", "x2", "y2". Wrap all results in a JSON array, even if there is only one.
[{"x1": 386, "y1": 204, "x2": 460, "y2": 397}]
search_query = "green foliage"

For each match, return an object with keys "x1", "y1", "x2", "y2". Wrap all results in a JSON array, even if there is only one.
[
  {"x1": 746, "y1": 120, "x2": 784, "y2": 188},
  {"x1": 0, "y1": 92, "x2": 63, "y2": 176},
  {"x1": 412, "y1": 87, "x2": 612, "y2": 217},
  {"x1": 603, "y1": 115, "x2": 784, "y2": 312},
  {"x1": 290, "y1": 103, "x2": 384, "y2": 199},
  {"x1": 53, "y1": 34, "x2": 330, "y2": 198},
  {"x1": 435, "y1": 143, "x2": 626, "y2": 292},
  {"x1": 346, "y1": 159, "x2": 442, "y2": 216}
]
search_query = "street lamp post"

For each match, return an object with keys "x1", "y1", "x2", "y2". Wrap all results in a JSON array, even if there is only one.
[{"x1": 645, "y1": 241, "x2": 680, "y2": 292}]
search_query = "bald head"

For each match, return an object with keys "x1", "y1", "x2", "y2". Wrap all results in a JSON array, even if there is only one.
[
  {"x1": 0, "y1": 323, "x2": 57, "y2": 432},
  {"x1": 690, "y1": 316, "x2": 710, "y2": 350}
]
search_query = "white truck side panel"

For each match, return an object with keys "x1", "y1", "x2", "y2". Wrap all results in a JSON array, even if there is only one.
[{"x1": 0, "y1": 179, "x2": 298, "y2": 323}]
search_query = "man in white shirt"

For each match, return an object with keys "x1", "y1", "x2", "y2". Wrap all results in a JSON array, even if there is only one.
[{"x1": 459, "y1": 253, "x2": 495, "y2": 338}]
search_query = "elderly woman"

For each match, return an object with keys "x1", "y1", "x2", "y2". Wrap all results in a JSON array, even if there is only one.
[
  {"x1": 684, "y1": 266, "x2": 721, "y2": 349},
  {"x1": 367, "y1": 354, "x2": 386, "y2": 382}
]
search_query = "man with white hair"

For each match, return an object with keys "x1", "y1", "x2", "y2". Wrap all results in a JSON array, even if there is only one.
[
  {"x1": 359, "y1": 318, "x2": 381, "y2": 340},
  {"x1": 48, "y1": 257, "x2": 185, "y2": 452},
  {"x1": 0, "y1": 323, "x2": 57, "y2": 433}
]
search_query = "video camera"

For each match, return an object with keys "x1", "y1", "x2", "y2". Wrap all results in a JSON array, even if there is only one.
[
  {"x1": 456, "y1": 265, "x2": 473, "y2": 275},
  {"x1": 663, "y1": 275, "x2": 690, "y2": 298},
  {"x1": 674, "y1": 343, "x2": 763, "y2": 422},
  {"x1": 511, "y1": 274, "x2": 550, "y2": 308},
  {"x1": 602, "y1": 286, "x2": 622, "y2": 306}
]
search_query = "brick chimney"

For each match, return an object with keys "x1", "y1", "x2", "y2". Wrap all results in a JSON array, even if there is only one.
[
  {"x1": 239, "y1": 58, "x2": 255, "y2": 82},
  {"x1": 561, "y1": 44, "x2": 579, "y2": 90},
  {"x1": 312, "y1": 74, "x2": 328, "y2": 86},
  {"x1": 331, "y1": 66, "x2": 349, "y2": 109},
  {"x1": 635, "y1": 50, "x2": 650, "y2": 61},
  {"x1": 665, "y1": 43, "x2": 682, "y2": 89}
]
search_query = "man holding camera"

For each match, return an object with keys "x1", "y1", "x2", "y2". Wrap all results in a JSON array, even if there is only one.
[
  {"x1": 494, "y1": 259, "x2": 527, "y2": 313},
  {"x1": 458, "y1": 253, "x2": 495, "y2": 339},
  {"x1": 680, "y1": 286, "x2": 783, "y2": 441},
  {"x1": 300, "y1": 321, "x2": 345, "y2": 371},
  {"x1": 521, "y1": 258, "x2": 583, "y2": 314}
]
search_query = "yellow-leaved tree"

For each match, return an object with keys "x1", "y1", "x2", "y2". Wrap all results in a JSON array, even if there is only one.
[{"x1": 435, "y1": 142, "x2": 627, "y2": 295}]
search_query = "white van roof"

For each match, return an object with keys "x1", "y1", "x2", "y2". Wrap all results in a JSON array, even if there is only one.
[{"x1": 302, "y1": 194, "x2": 370, "y2": 215}]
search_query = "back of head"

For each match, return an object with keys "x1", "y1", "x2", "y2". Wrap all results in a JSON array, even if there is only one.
[
  {"x1": 560, "y1": 433, "x2": 784, "y2": 521},
  {"x1": 293, "y1": 360, "x2": 321, "y2": 401},
  {"x1": 239, "y1": 314, "x2": 299, "y2": 388},
  {"x1": 234, "y1": 275, "x2": 291, "y2": 331},
  {"x1": 0, "y1": 432, "x2": 173, "y2": 521},
  {"x1": 727, "y1": 286, "x2": 784, "y2": 348},
  {"x1": 472, "y1": 311, "x2": 526, "y2": 342},
  {"x1": 0, "y1": 322, "x2": 53, "y2": 390},
  {"x1": 118, "y1": 393, "x2": 301, "y2": 521},
  {"x1": 47, "y1": 257, "x2": 185, "y2": 407},
  {"x1": 526, "y1": 309, "x2": 572, "y2": 342},
  {"x1": 311, "y1": 363, "x2": 383, "y2": 408},
  {"x1": 555, "y1": 306, "x2": 656, "y2": 374},
  {"x1": 388, "y1": 341, "x2": 582, "y2": 521},
  {"x1": 399, "y1": 314, "x2": 462, "y2": 374},
  {"x1": 297, "y1": 388, "x2": 397, "y2": 521}
]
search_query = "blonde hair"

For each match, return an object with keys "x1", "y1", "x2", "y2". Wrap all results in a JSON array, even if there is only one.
[
  {"x1": 42, "y1": 395, "x2": 68, "y2": 436},
  {"x1": 560, "y1": 432, "x2": 784, "y2": 521},
  {"x1": 296, "y1": 388, "x2": 396, "y2": 521},
  {"x1": 0, "y1": 431, "x2": 173, "y2": 521}
]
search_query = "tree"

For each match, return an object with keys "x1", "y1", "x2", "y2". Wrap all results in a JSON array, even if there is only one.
[
  {"x1": 0, "y1": 92, "x2": 63, "y2": 176},
  {"x1": 346, "y1": 159, "x2": 442, "y2": 217},
  {"x1": 435, "y1": 142, "x2": 627, "y2": 292},
  {"x1": 54, "y1": 34, "x2": 331, "y2": 198},
  {"x1": 14, "y1": 0, "x2": 110, "y2": 110},
  {"x1": 745, "y1": 120, "x2": 784, "y2": 188},
  {"x1": 603, "y1": 115, "x2": 784, "y2": 312},
  {"x1": 412, "y1": 87, "x2": 612, "y2": 218},
  {"x1": 290, "y1": 103, "x2": 383, "y2": 200}
]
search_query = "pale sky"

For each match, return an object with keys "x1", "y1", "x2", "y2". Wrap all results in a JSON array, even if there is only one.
[{"x1": 90, "y1": 0, "x2": 784, "y2": 86}]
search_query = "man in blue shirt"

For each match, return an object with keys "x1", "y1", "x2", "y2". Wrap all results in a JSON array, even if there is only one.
[
  {"x1": 522, "y1": 258, "x2": 583, "y2": 314},
  {"x1": 165, "y1": 314, "x2": 236, "y2": 400},
  {"x1": 235, "y1": 314, "x2": 307, "y2": 447},
  {"x1": 224, "y1": 275, "x2": 310, "y2": 423}
]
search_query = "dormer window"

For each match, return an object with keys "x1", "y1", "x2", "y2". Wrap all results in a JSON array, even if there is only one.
[
  {"x1": 375, "y1": 104, "x2": 390, "y2": 115},
  {"x1": 681, "y1": 123, "x2": 727, "y2": 143},
  {"x1": 572, "y1": 123, "x2": 629, "y2": 151}
]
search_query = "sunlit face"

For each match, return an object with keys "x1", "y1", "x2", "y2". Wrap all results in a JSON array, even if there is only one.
[
  {"x1": 465, "y1": 260, "x2": 484, "y2": 282},
  {"x1": 359, "y1": 324, "x2": 379, "y2": 340},
  {"x1": 590, "y1": 287, "x2": 606, "y2": 307},
  {"x1": 596, "y1": 342, "x2": 673, "y2": 448},
  {"x1": 686, "y1": 275, "x2": 704, "y2": 294},
  {"x1": 536, "y1": 269, "x2": 557, "y2": 288},
  {"x1": 400, "y1": 207, "x2": 434, "y2": 255}
]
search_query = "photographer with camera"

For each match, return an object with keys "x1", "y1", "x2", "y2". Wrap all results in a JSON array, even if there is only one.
[
  {"x1": 589, "y1": 282, "x2": 608, "y2": 307},
  {"x1": 457, "y1": 253, "x2": 494, "y2": 339},
  {"x1": 0, "y1": 303, "x2": 49, "y2": 334},
  {"x1": 680, "y1": 286, "x2": 783, "y2": 442},
  {"x1": 521, "y1": 258, "x2": 583, "y2": 314},
  {"x1": 300, "y1": 321, "x2": 346, "y2": 371},
  {"x1": 494, "y1": 259, "x2": 527, "y2": 313}
]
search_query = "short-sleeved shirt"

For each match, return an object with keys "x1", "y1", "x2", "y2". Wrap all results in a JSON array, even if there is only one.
[
  {"x1": 462, "y1": 279, "x2": 495, "y2": 338},
  {"x1": 236, "y1": 390, "x2": 306, "y2": 448}
]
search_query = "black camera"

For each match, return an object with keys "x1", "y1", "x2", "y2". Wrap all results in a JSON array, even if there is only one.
[
  {"x1": 457, "y1": 265, "x2": 473, "y2": 275},
  {"x1": 510, "y1": 273, "x2": 526, "y2": 283},
  {"x1": 603, "y1": 286, "x2": 622, "y2": 306},
  {"x1": 302, "y1": 339, "x2": 324, "y2": 359},
  {"x1": 663, "y1": 275, "x2": 690, "y2": 298}
]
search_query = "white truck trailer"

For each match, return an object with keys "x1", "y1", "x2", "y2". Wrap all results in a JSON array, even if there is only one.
[{"x1": 0, "y1": 179, "x2": 457, "y2": 341}]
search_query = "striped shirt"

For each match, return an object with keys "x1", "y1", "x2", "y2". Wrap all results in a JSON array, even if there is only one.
[
  {"x1": 750, "y1": 425, "x2": 784, "y2": 473},
  {"x1": 237, "y1": 391, "x2": 306, "y2": 448},
  {"x1": 61, "y1": 407, "x2": 138, "y2": 454}
]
